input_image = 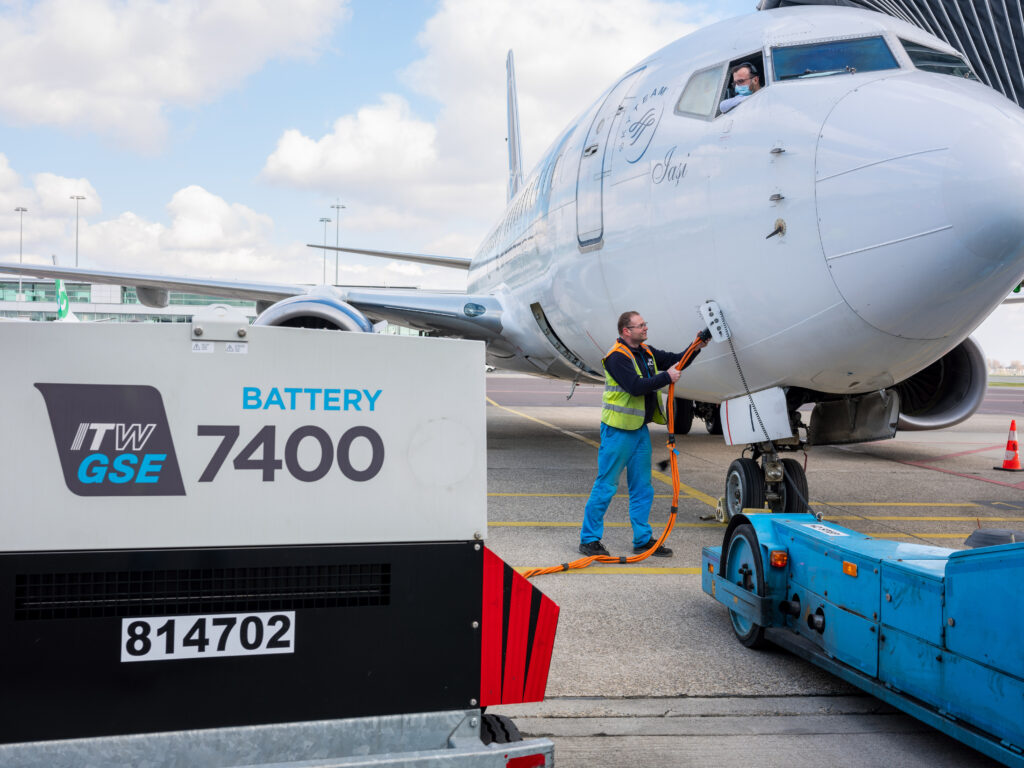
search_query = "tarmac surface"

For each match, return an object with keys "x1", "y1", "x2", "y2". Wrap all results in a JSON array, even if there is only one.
[{"x1": 484, "y1": 373, "x2": 1022, "y2": 767}]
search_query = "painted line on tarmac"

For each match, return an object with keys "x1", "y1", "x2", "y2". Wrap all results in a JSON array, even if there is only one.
[
  {"x1": 817, "y1": 502, "x2": 979, "y2": 507},
  {"x1": 487, "y1": 397, "x2": 717, "y2": 507},
  {"x1": 490, "y1": 521, "x2": 722, "y2": 528},
  {"x1": 513, "y1": 566, "x2": 701, "y2": 575},
  {"x1": 491, "y1": 517, "x2": 1024, "y2": 526},
  {"x1": 828, "y1": 515, "x2": 1024, "y2": 521},
  {"x1": 487, "y1": 397, "x2": 601, "y2": 448},
  {"x1": 869, "y1": 533, "x2": 968, "y2": 539},
  {"x1": 489, "y1": 492, "x2": 676, "y2": 498}
]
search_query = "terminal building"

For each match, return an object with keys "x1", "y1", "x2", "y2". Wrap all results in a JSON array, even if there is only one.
[
  {"x1": 0, "y1": 278, "x2": 420, "y2": 335},
  {"x1": 0, "y1": 279, "x2": 256, "y2": 323}
]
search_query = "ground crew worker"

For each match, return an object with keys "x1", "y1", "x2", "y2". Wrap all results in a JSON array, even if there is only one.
[{"x1": 578, "y1": 311, "x2": 703, "y2": 558}]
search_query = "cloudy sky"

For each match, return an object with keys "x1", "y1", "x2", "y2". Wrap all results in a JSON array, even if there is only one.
[{"x1": 0, "y1": 0, "x2": 1021, "y2": 362}]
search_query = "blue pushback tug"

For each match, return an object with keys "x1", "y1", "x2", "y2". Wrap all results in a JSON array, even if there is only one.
[{"x1": 701, "y1": 512, "x2": 1024, "y2": 767}]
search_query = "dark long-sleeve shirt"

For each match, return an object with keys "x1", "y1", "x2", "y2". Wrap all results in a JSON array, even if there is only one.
[{"x1": 605, "y1": 339, "x2": 700, "y2": 425}]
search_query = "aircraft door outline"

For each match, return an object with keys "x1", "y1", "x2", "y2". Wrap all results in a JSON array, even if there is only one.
[{"x1": 576, "y1": 67, "x2": 646, "y2": 250}]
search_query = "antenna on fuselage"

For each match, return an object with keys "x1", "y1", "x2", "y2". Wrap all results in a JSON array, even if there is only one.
[{"x1": 506, "y1": 49, "x2": 524, "y2": 202}]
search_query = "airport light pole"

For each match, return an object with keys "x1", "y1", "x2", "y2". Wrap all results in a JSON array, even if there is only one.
[
  {"x1": 70, "y1": 195, "x2": 85, "y2": 267},
  {"x1": 319, "y1": 217, "x2": 332, "y2": 284},
  {"x1": 330, "y1": 202, "x2": 346, "y2": 284},
  {"x1": 14, "y1": 207, "x2": 27, "y2": 299}
]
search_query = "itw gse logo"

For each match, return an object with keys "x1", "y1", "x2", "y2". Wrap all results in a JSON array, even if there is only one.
[{"x1": 35, "y1": 383, "x2": 185, "y2": 496}]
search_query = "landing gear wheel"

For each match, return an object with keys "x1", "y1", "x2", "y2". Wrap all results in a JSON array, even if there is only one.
[
  {"x1": 724, "y1": 523, "x2": 767, "y2": 648},
  {"x1": 780, "y1": 458, "x2": 809, "y2": 514},
  {"x1": 705, "y1": 408, "x2": 723, "y2": 435},
  {"x1": 672, "y1": 398, "x2": 693, "y2": 435},
  {"x1": 725, "y1": 458, "x2": 765, "y2": 517},
  {"x1": 480, "y1": 713, "x2": 522, "y2": 745}
]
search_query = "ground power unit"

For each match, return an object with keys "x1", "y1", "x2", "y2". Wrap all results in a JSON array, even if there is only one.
[{"x1": 0, "y1": 307, "x2": 557, "y2": 766}]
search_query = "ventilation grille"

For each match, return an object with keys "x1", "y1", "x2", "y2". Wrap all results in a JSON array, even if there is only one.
[{"x1": 14, "y1": 564, "x2": 390, "y2": 621}]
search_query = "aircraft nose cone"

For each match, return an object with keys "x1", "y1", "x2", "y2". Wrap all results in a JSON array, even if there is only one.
[{"x1": 816, "y1": 76, "x2": 1024, "y2": 340}]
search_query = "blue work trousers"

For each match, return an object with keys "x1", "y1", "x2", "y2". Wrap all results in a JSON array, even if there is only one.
[{"x1": 581, "y1": 422, "x2": 654, "y2": 548}]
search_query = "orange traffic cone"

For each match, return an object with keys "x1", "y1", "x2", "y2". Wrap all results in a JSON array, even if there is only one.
[{"x1": 995, "y1": 419, "x2": 1023, "y2": 471}]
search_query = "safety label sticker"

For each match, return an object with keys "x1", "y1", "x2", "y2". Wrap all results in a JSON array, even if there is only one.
[
  {"x1": 121, "y1": 611, "x2": 295, "y2": 662},
  {"x1": 803, "y1": 523, "x2": 848, "y2": 537}
]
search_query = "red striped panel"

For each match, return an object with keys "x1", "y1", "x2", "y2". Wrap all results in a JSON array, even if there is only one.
[
  {"x1": 479, "y1": 547, "x2": 505, "y2": 706},
  {"x1": 522, "y1": 593, "x2": 559, "y2": 702},
  {"x1": 501, "y1": 568, "x2": 532, "y2": 703}
]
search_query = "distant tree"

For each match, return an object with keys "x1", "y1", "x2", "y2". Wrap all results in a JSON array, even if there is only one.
[
  {"x1": 1012, "y1": 360, "x2": 1023, "y2": 372},
  {"x1": 988, "y1": 358, "x2": 1003, "y2": 370}
]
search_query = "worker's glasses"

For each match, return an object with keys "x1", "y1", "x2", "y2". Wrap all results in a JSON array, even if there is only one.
[
  {"x1": 627, "y1": 322, "x2": 648, "y2": 329},
  {"x1": 733, "y1": 75, "x2": 754, "y2": 85}
]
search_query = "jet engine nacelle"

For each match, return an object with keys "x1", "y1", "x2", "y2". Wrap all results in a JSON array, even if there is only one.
[
  {"x1": 135, "y1": 286, "x2": 170, "y2": 308},
  {"x1": 254, "y1": 289, "x2": 373, "y2": 332},
  {"x1": 893, "y1": 336, "x2": 987, "y2": 431}
]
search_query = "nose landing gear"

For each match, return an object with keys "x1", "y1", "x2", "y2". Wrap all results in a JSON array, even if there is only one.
[{"x1": 720, "y1": 443, "x2": 809, "y2": 521}]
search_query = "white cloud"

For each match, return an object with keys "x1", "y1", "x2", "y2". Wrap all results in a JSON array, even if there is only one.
[
  {"x1": 0, "y1": 155, "x2": 457, "y2": 288},
  {"x1": 262, "y1": 0, "x2": 717, "y2": 239},
  {"x1": 264, "y1": 95, "x2": 439, "y2": 188},
  {"x1": 0, "y1": 0, "x2": 348, "y2": 151}
]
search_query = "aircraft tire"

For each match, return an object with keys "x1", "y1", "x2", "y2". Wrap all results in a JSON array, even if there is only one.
[
  {"x1": 705, "y1": 407, "x2": 723, "y2": 435},
  {"x1": 780, "y1": 458, "x2": 809, "y2": 514},
  {"x1": 725, "y1": 458, "x2": 764, "y2": 517},
  {"x1": 672, "y1": 398, "x2": 693, "y2": 435}
]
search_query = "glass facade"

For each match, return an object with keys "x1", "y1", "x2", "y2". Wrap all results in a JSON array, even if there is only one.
[
  {"x1": 0, "y1": 281, "x2": 425, "y2": 335},
  {"x1": 121, "y1": 287, "x2": 255, "y2": 309},
  {"x1": 0, "y1": 281, "x2": 91, "y2": 303},
  {"x1": 0, "y1": 280, "x2": 254, "y2": 324}
]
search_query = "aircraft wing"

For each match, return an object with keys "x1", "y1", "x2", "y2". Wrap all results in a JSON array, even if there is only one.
[
  {"x1": 306, "y1": 245, "x2": 472, "y2": 270},
  {"x1": 0, "y1": 261, "x2": 506, "y2": 343},
  {"x1": 0, "y1": 263, "x2": 307, "y2": 303},
  {"x1": 341, "y1": 287, "x2": 504, "y2": 341}
]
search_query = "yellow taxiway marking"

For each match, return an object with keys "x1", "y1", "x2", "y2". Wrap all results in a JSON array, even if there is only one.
[
  {"x1": 492, "y1": 494, "x2": 991, "y2": 511},
  {"x1": 513, "y1": 566, "x2": 701, "y2": 575},
  {"x1": 832, "y1": 516, "x2": 1024, "y2": 522},
  {"x1": 818, "y1": 502, "x2": 980, "y2": 508},
  {"x1": 490, "y1": 521, "x2": 721, "y2": 528},
  {"x1": 870, "y1": 533, "x2": 969, "y2": 539},
  {"x1": 487, "y1": 398, "x2": 602, "y2": 449},
  {"x1": 489, "y1": 492, "x2": 676, "y2": 498},
  {"x1": 484, "y1": 400, "x2": 1015, "y2": 517},
  {"x1": 486, "y1": 398, "x2": 718, "y2": 507}
]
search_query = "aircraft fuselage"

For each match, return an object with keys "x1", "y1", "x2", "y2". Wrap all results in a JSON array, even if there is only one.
[{"x1": 469, "y1": 7, "x2": 1024, "y2": 404}]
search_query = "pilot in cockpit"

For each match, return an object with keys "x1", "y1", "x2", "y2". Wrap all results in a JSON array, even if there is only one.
[{"x1": 720, "y1": 62, "x2": 761, "y2": 113}]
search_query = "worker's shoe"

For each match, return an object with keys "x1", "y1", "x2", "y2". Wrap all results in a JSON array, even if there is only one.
[
  {"x1": 578, "y1": 540, "x2": 610, "y2": 557},
  {"x1": 633, "y1": 538, "x2": 673, "y2": 557}
]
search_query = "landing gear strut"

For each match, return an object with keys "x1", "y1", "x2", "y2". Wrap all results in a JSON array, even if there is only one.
[{"x1": 720, "y1": 442, "x2": 809, "y2": 521}]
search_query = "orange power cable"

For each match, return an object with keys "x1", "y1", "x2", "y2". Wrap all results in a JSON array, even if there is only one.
[{"x1": 520, "y1": 331, "x2": 707, "y2": 579}]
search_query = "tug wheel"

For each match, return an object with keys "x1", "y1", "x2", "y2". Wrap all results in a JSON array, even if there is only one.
[
  {"x1": 725, "y1": 458, "x2": 765, "y2": 517},
  {"x1": 724, "y1": 523, "x2": 767, "y2": 648},
  {"x1": 480, "y1": 713, "x2": 522, "y2": 745}
]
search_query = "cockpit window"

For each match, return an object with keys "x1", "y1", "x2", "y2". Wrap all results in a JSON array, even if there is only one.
[
  {"x1": 900, "y1": 39, "x2": 978, "y2": 80},
  {"x1": 772, "y1": 36, "x2": 898, "y2": 81},
  {"x1": 675, "y1": 64, "x2": 726, "y2": 118}
]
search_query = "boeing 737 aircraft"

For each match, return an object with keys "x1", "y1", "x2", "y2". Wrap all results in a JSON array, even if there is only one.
[{"x1": 4, "y1": 6, "x2": 1024, "y2": 514}]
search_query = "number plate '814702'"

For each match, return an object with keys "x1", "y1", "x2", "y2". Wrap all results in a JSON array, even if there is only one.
[{"x1": 121, "y1": 611, "x2": 295, "y2": 662}]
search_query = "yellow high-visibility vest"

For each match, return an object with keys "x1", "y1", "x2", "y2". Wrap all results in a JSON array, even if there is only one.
[{"x1": 600, "y1": 341, "x2": 666, "y2": 429}]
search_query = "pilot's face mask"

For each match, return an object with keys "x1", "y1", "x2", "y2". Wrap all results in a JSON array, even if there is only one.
[{"x1": 734, "y1": 84, "x2": 751, "y2": 97}]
